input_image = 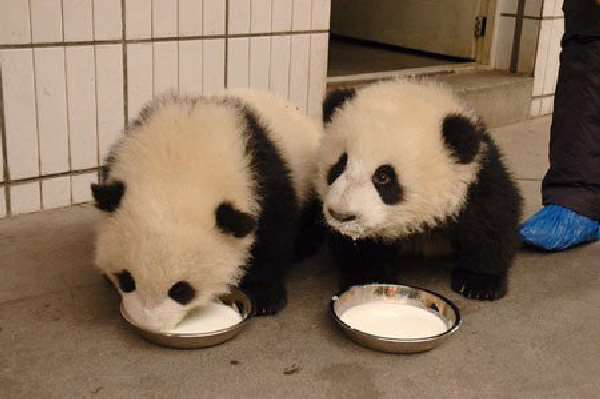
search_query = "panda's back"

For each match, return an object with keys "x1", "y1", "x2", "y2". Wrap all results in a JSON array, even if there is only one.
[{"x1": 108, "y1": 92, "x2": 320, "y2": 226}]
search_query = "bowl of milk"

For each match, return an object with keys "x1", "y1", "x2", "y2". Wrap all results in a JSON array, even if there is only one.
[
  {"x1": 331, "y1": 284, "x2": 461, "y2": 353},
  {"x1": 120, "y1": 287, "x2": 252, "y2": 349}
]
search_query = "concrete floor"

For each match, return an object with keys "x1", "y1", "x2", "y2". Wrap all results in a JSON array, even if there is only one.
[
  {"x1": 328, "y1": 37, "x2": 465, "y2": 77},
  {"x1": 2, "y1": 116, "x2": 600, "y2": 398}
]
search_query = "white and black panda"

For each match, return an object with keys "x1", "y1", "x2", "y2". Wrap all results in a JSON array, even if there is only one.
[
  {"x1": 92, "y1": 90, "x2": 323, "y2": 330},
  {"x1": 319, "y1": 80, "x2": 522, "y2": 301}
]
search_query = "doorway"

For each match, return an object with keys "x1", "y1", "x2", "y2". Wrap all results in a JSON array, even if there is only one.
[{"x1": 327, "y1": 0, "x2": 491, "y2": 80}]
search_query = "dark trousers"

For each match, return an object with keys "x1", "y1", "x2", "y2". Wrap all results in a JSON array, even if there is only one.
[{"x1": 541, "y1": 38, "x2": 600, "y2": 221}]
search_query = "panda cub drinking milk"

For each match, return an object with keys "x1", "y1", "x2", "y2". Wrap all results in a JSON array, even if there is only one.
[
  {"x1": 319, "y1": 80, "x2": 522, "y2": 301},
  {"x1": 92, "y1": 91, "x2": 322, "y2": 330}
]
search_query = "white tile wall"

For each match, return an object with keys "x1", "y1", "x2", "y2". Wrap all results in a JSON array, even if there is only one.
[
  {"x1": 542, "y1": 0, "x2": 564, "y2": 17},
  {"x1": 203, "y1": 0, "x2": 226, "y2": 36},
  {"x1": 292, "y1": 0, "x2": 312, "y2": 31},
  {"x1": 0, "y1": 0, "x2": 31, "y2": 45},
  {"x1": 71, "y1": 172, "x2": 97, "y2": 203},
  {"x1": 312, "y1": 0, "x2": 332, "y2": 30},
  {"x1": 308, "y1": 33, "x2": 328, "y2": 117},
  {"x1": 34, "y1": 47, "x2": 70, "y2": 175},
  {"x1": 93, "y1": 0, "x2": 122, "y2": 40},
  {"x1": 127, "y1": 43, "x2": 153, "y2": 120},
  {"x1": 66, "y1": 46, "x2": 97, "y2": 170},
  {"x1": 10, "y1": 182, "x2": 40, "y2": 215},
  {"x1": 202, "y1": 38, "x2": 225, "y2": 95},
  {"x1": 153, "y1": 0, "x2": 178, "y2": 38},
  {"x1": 541, "y1": 96, "x2": 554, "y2": 115},
  {"x1": 126, "y1": 0, "x2": 151, "y2": 39},
  {"x1": 251, "y1": 0, "x2": 272, "y2": 34},
  {"x1": 95, "y1": 44, "x2": 124, "y2": 162},
  {"x1": 229, "y1": 0, "x2": 251, "y2": 34},
  {"x1": 249, "y1": 37, "x2": 271, "y2": 90},
  {"x1": 0, "y1": 188, "x2": 5, "y2": 217},
  {"x1": 179, "y1": 0, "x2": 203, "y2": 37},
  {"x1": 62, "y1": 0, "x2": 93, "y2": 42},
  {"x1": 530, "y1": 97, "x2": 542, "y2": 117},
  {"x1": 153, "y1": 41, "x2": 179, "y2": 96},
  {"x1": 0, "y1": 49, "x2": 39, "y2": 180},
  {"x1": 269, "y1": 35, "x2": 291, "y2": 98},
  {"x1": 0, "y1": 1, "x2": 331, "y2": 217},
  {"x1": 228, "y1": 37, "x2": 250, "y2": 89},
  {"x1": 30, "y1": 0, "x2": 63, "y2": 43},
  {"x1": 178, "y1": 40, "x2": 204, "y2": 95},
  {"x1": 42, "y1": 176, "x2": 71, "y2": 209},
  {"x1": 271, "y1": 0, "x2": 293, "y2": 31},
  {"x1": 289, "y1": 34, "x2": 311, "y2": 112}
]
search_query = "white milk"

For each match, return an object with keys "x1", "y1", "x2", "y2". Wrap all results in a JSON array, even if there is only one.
[
  {"x1": 167, "y1": 303, "x2": 242, "y2": 334},
  {"x1": 340, "y1": 302, "x2": 447, "y2": 339}
]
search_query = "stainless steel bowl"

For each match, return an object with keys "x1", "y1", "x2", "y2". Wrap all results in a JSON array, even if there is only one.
[
  {"x1": 120, "y1": 287, "x2": 252, "y2": 349},
  {"x1": 331, "y1": 284, "x2": 461, "y2": 353}
]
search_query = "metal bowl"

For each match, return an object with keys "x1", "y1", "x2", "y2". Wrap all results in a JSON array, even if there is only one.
[
  {"x1": 120, "y1": 287, "x2": 252, "y2": 349},
  {"x1": 331, "y1": 284, "x2": 461, "y2": 353}
]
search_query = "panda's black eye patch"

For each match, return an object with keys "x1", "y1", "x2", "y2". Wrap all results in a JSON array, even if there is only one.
[
  {"x1": 327, "y1": 152, "x2": 348, "y2": 185},
  {"x1": 114, "y1": 270, "x2": 136, "y2": 293},
  {"x1": 372, "y1": 165, "x2": 403, "y2": 205},
  {"x1": 168, "y1": 281, "x2": 196, "y2": 305}
]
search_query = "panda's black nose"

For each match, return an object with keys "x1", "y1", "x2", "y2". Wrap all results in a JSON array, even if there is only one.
[{"x1": 328, "y1": 208, "x2": 357, "y2": 222}]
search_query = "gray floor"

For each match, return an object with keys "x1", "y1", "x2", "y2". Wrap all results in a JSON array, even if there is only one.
[
  {"x1": 328, "y1": 37, "x2": 465, "y2": 77},
  {"x1": 2, "y1": 116, "x2": 600, "y2": 398}
]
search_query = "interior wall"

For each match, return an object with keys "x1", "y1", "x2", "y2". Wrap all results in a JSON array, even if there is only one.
[
  {"x1": 0, "y1": 0, "x2": 331, "y2": 218},
  {"x1": 492, "y1": 0, "x2": 564, "y2": 116}
]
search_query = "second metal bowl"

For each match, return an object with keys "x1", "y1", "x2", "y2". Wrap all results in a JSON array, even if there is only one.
[{"x1": 331, "y1": 284, "x2": 461, "y2": 354}]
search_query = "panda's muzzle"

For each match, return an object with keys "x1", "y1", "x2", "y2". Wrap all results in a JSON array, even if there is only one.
[{"x1": 328, "y1": 208, "x2": 357, "y2": 223}]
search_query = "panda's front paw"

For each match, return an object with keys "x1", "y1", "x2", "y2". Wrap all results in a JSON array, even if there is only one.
[
  {"x1": 451, "y1": 269, "x2": 507, "y2": 301},
  {"x1": 242, "y1": 282, "x2": 288, "y2": 316}
]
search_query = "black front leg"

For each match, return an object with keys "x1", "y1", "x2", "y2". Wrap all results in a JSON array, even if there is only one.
[
  {"x1": 240, "y1": 223, "x2": 294, "y2": 316},
  {"x1": 451, "y1": 228, "x2": 517, "y2": 301},
  {"x1": 328, "y1": 231, "x2": 398, "y2": 291}
]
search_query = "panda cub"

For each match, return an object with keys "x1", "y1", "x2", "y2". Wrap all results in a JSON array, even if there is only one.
[
  {"x1": 92, "y1": 90, "x2": 322, "y2": 330},
  {"x1": 319, "y1": 80, "x2": 522, "y2": 301}
]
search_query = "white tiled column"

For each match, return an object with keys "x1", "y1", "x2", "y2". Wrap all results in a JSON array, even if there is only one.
[{"x1": 531, "y1": 1, "x2": 564, "y2": 117}]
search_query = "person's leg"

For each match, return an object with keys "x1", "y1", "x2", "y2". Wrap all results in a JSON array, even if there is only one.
[{"x1": 520, "y1": 40, "x2": 600, "y2": 251}]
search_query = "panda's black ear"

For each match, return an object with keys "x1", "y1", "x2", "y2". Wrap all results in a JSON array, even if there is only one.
[
  {"x1": 216, "y1": 202, "x2": 256, "y2": 238},
  {"x1": 91, "y1": 181, "x2": 126, "y2": 212},
  {"x1": 442, "y1": 114, "x2": 482, "y2": 164},
  {"x1": 323, "y1": 88, "x2": 356, "y2": 123}
]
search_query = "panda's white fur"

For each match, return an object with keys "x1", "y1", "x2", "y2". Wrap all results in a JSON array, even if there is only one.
[
  {"x1": 318, "y1": 79, "x2": 482, "y2": 240},
  {"x1": 95, "y1": 90, "x2": 321, "y2": 330}
]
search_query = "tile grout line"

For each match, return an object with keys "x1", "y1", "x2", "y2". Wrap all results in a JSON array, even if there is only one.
[
  {"x1": 0, "y1": 67, "x2": 12, "y2": 215},
  {"x1": 7, "y1": 167, "x2": 101, "y2": 185},
  {"x1": 0, "y1": 30, "x2": 330, "y2": 50},
  {"x1": 176, "y1": 0, "x2": 180, "y2": 94},
  {"x1": 92, "y1": 0, "x2": 101, "y2": 192},
  {"x1": 29, "y1": 0, "x2": 43, "y2": 214},
  {"x1": 121, "y1": 0, "x2": 128, "y2": 129},
  {"x1": 224, "y1": 0, "x2": 229, "y2": 88},
  {"x1": 151, "y1": 0, "x2": 156, "y2": 99},
  {"x1": 223, "y1": 0, "x2": 229, "y2": 91},
  {"x1": 61, "y1": 0, "x2": 73, "y2": 210},
  {"x1": 305, "y1": 0, "x2": 314, "y2": 113},
  {"x1": 287, "y1": 0, "x2": 295, "y2": 101}
]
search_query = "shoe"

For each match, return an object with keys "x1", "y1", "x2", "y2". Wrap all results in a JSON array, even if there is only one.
[{"x1": 519, "y1": 205, "x2": 600, "y2": 251}]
